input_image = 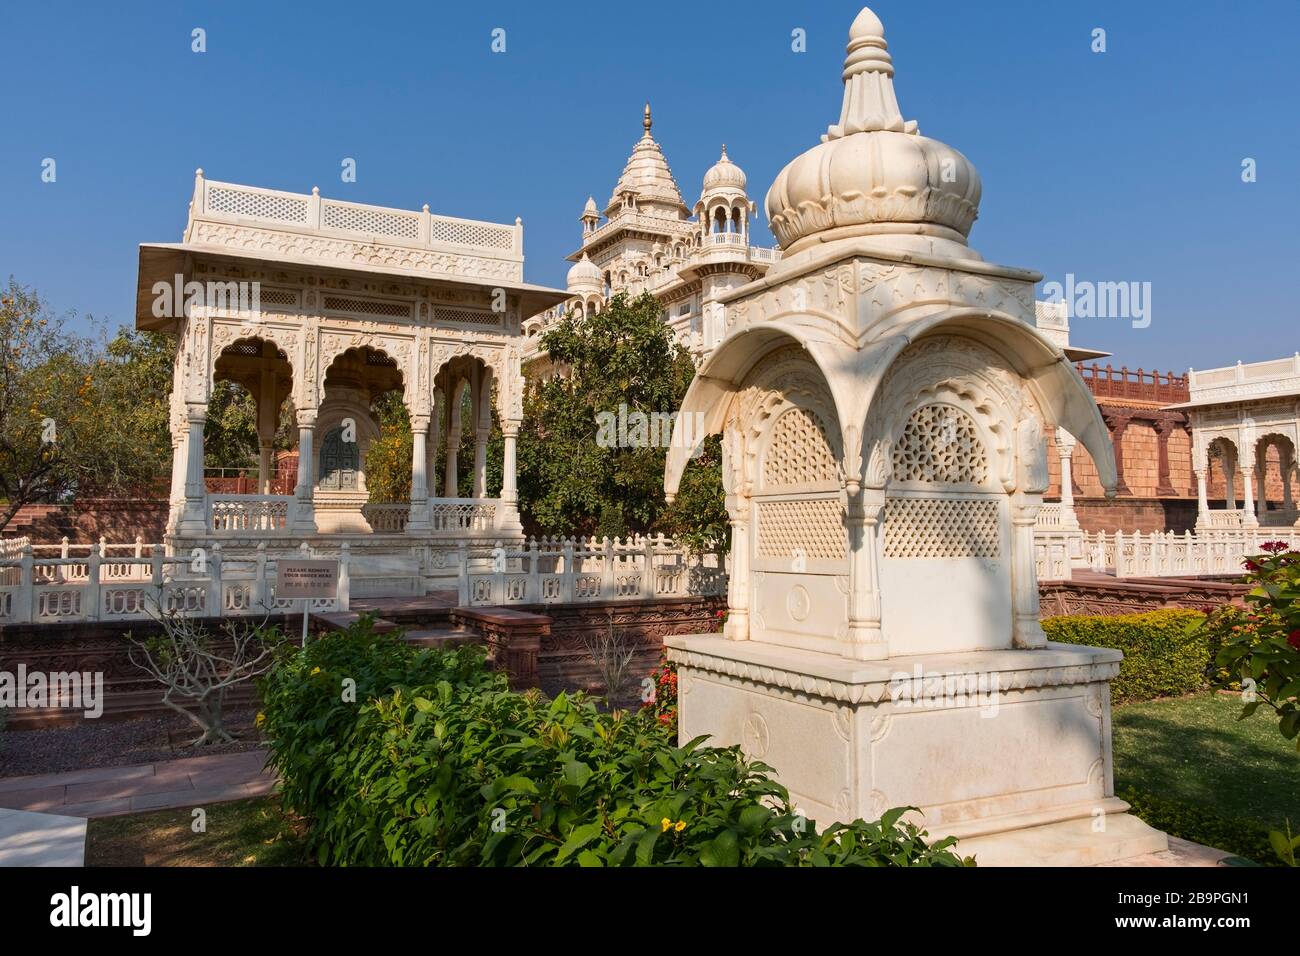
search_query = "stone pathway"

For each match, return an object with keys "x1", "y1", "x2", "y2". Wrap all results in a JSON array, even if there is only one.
[
  {"x1": 1096, "y1": 836, "x2": 1235, "y2": 867},
  {"x1": 0, "y1": 749, "x2": 276, "y2": 819},
  {"x1": 0, "y1": 808, "x2": 86, "y2": 866}
]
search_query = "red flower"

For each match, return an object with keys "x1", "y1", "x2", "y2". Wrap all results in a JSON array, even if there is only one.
[
  {"x1": 1288, "y1": 630, "x2": 1300, "y2": 651},
  {"x1": 1261, "y1": 541, "x2": 1290, "y2": 554},
  {"x1": 1243, "y1": 560, "x2": 1261, "y2": 572}
]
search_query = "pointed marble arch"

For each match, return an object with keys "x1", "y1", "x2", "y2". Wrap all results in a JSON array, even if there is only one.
[
  {"x1": 665, "y1": 307, "x2": 1117, "y2": 500},
  {"x1": 208, "y1": 322, "x2": 301, "y2": 404},
  {"x1": 316, "y1": 331, "x2": 416, "y2": 412},
  {"x1": 429, "y1": 344, "x2": 519, "y2": 425},
  {"x1": 664, "y1": 319, "x2": 862, "y2": 500}
]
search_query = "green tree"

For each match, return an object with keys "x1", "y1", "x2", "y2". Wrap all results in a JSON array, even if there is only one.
[
  {"x1": 365, "y1": 390, "x2": 412, "y2": 502},
  {"x1": 93, "y1": 326, "x2": 288, "y2": 484},
  {"x1": 518, "y1": 292, "x2": 725, "y2": 548},
  {"x1": 0, "y1": 280, "x2": 109, "y2": 529}
]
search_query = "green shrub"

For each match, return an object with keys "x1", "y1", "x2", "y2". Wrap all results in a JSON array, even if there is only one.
[
  {"x1": 1118, "y1": 787, "x2": 1275, "y2": 865},
  {"x1": 1201, "y1": 542, "x2": 1300, "y2": 744},
  {"x1": 257, "y1": 615, "x2": 498, "y2": 825},
  {"x1": 1043, "y1": 610, "x2": 1209, "y2": 703},
  {"x1": 260, "y1": 623, "x2": 970, "y2": 867}
]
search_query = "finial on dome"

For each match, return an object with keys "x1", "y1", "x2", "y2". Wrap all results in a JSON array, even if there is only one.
[
  {"x1": 643, "y1": 102, "x2": 652, "y2": 133},
  {"x1": 720, "y1": 144, "x2": 728, "y2": 159},
  {"x1": 826, "y1": 5, "x2": 907, "y2": 140},
  {"x1": 848, "y1": 5, "x2": 885, "y2": 42}
]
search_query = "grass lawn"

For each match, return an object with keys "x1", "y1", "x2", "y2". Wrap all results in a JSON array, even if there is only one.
[
  {"x1": 1112, "y1": 690, "x2": 1299, "y2": 863},
  {"x1": 85, "y1": 797, "x2": 308, "y2": 867}
]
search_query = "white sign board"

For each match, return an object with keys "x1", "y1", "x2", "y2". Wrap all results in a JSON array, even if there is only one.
[{"x1": 276, "y1": 560, "x2": 339, "y2": 600}]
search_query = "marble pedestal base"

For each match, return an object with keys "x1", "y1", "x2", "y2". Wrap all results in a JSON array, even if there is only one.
[{"x1": 664, "y1": 634, "x2": 1167, "y2": 866}]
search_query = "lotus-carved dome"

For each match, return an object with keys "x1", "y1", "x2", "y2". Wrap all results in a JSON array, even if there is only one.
[
  {"x1": 765, "y1": 7, "x2": 981, "y2": 254},
  {"x1": 566, "y1": 252, "x2": 603, "y2": 291}
]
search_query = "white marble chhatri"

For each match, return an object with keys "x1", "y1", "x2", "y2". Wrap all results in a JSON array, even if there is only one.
[{"x1": 663, "y1": 6, "x2": 1167, "y2": 866}]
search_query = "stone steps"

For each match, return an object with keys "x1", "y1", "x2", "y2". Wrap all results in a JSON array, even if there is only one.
[
  {"x1": 308, "y1": 610, "x2": 401, "y2": 635},
  {"x1": 401, "y1": 626, "x2": 478, "y2": 649}
]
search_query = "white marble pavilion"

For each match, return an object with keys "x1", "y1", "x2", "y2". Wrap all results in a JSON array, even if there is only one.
[
  {"x1": 1174, "y1": 355, "x2": 1300, "y2": 530},
  {"x1": 135, "y1": 171, "x2": 568, "y2": 596}
]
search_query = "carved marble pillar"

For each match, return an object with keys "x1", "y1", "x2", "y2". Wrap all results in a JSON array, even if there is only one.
[
  {"x1": 444, "y1": 395, "x2": 462, "y2": 498},
  {"x1": 1281, "y1": 448, "x2": 1296, "y2": 521},
  {"x1": 501, "y1": 424, "x2": 519, "y2": 505},
  {"x1": 1255, "y1": 443, "x2": 1271, "y2": 520},
  {"x1": 1011, "y1": 493, "x2": 1047, "y2": 648},
  {"x1": 167, "y1": 428, "x2": 187, "y2": 536},
  {"x1": 1241, "y1": 464, "x2": 1258, "y2": 528},
  {"x1": 844, "y1": 486, "x2": 888, "y2": 660},
  {"x1": 1103, "y1": 410, "x2": 1133, "y2": 497},
  {"x1": 1194, "y1": 468, "x2": 1210, "y2": 524},
  {"x1": 1222, "y1": 452, "x2": 1237, "y2": 510},
  {"x1": 257, "y1": 440, "x2": 274, "y2": 495},
  {"x1": 177, "y1": 402, "x2": 209, "y2": 536},
  {"x1": 428, "y1": 388, "x2": 443, "y2": 499},
  {"x1": 1013, "y1": 419, "x2": 1049, "y2": 648},
  {"x1": 723, "y1": 494, "x2": 750, "y2": 641},
  {"x1": 473, "y1": 427, "x2": 490, "y2": 498},
  {"x1": 1054, "y1": 428, "x2": 1080, "y2": 527},
  {"x1": 407, "y1": 414, "x2": 432, "y2": 534},
  {"x1": 256, "y1": 364, "x2": 278, "y2": 494},
  {"x1": 293, "y1": 408, "x2": 318, "y2": 534}
]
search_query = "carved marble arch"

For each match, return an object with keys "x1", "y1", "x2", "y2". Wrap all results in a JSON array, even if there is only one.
[
  {"x1": 208, "y1": 325, "x2": 299, "y2": 401},
  {"x1": 1255, "y1": 431, "x2": 1296, "y2": 464},
  {"x1": 432, "y1": 350, "x2": 503, "y2": 429},
  {"x1": 873, "y1": 382, "x2": 1024, "y2": 567},
  {"x1": 1203, "y1": 435, "x2": 1239, "y2": 472},
  {"x1": 869, "y1": 335, "x2": 1034, "y2": 495},
  {"x1": 726, "y1": 344, "x2": 845, "y2": 495},
  {"x1": 317, "y1": 332, "x2": 415, "y2": 412}
]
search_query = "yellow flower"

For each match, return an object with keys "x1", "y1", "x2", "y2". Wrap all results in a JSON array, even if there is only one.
[
  {"x1": 661, "y1": 817, "x2": 672, "y2": 832},
  {"x1": 254, "y1": 712, "x2": 266, "y2": 727},
  {"x1": 674, "y1": 820, "x2": 686, "y2": 832},
  {"x1": 310, "y1": 666, "x2": 321, "y2": 675}
]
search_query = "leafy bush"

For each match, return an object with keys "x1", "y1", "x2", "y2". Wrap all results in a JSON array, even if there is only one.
[
  {"x1": 1118, "y1": 787, "x2": 1275, "y2": 865},
  {"x1": 1200, "y1": 542, "x2": 1300, "y2": 745},
  {"x1": 1196, "y1": 542, "x2": 1300, "y2": 866},
  {"x1": 260, "y1": 623, "x2": 969, "y2": 867},
  {"x1": 1042, "y1": 610, "x2": 1209, "y2": 703}
]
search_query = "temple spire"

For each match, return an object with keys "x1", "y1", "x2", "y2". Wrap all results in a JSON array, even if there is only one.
[{"x1": 643, "y1": 101, "x2": 652, "y2": 134}]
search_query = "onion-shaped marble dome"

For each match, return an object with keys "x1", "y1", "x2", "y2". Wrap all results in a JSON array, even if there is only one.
[{"x1": 765, "y1": 6, "x2": 981, "y2": 254}]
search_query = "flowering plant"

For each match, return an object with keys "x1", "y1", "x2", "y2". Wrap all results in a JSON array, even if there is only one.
[
  {"x1": 641, "y1": 650, "x2": 678, "y2": 733},
  {"x1": 1203, "y1": 541, "x2": 1300, "y2": 746}
]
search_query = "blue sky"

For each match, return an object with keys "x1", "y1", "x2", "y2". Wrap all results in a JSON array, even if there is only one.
[{"x1": 2, "y1": 0, "x2": 1296, "y2": 371}]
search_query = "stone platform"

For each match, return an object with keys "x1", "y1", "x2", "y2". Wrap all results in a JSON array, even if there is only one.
[{"x1": 665, "y1": 634, "x2": 1169, "y2": 866}]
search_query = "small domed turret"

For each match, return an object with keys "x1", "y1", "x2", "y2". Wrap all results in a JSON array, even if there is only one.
[
  {"x1": 566, "y1": 252, "x2": 602, "y2": 292},
  {"x1": 702, "y1": 145, "x2": 747, "y2": 195}
]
